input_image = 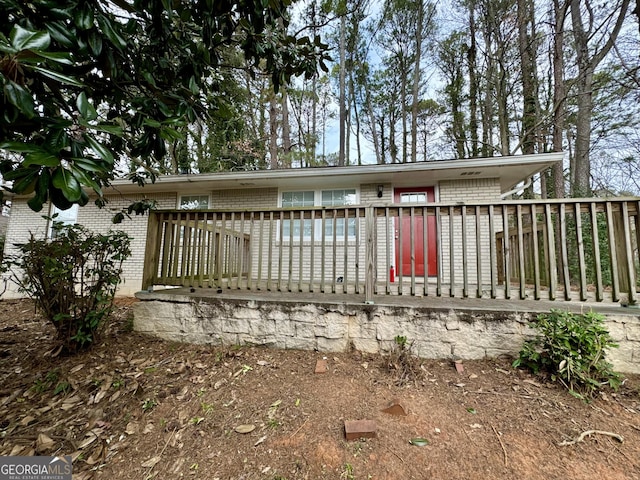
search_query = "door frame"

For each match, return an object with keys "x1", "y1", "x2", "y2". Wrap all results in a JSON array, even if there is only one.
[{"x1": 392, "y1": 186, "x2": 438, "y2": 279}]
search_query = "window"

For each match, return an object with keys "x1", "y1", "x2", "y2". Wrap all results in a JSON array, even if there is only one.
[
  {"x1": 282, "y1": 191, "x2": 314, "y2": 239},
  {"x1": 281, "y1": 189, "x2": 357, "y2": 241},
  {"x1": 400, "y1": 192, "x2": 427, "y2": 203},
  {"x1": 49, "y1": 204, "x2": 78, "y2": 238},
  {"x1": 179, "y1": 194, "x2": 209, "y2": 210},
  {"x1": 321, "y1": 189, "x2": 357, "y2": 238}
]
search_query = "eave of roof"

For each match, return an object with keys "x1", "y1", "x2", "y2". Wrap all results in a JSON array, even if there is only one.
[{"x1": 105, "y1": 153, "x2": 562, "y2": 195}]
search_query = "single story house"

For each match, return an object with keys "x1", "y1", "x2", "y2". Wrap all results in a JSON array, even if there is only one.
[{"x1": 2, "y1": 153, "x2": 563, "y2": 299}]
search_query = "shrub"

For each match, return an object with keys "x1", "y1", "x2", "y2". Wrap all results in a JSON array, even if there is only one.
[
  {"x1": 8, "y1": 224, "x2": 131, "y2": 352},
  {"x1": 385, "y1": 335, "x2": 423, "y2": 386},
  {"x1": 513, "y1": 309, "x2": 621, "y2": 400}
]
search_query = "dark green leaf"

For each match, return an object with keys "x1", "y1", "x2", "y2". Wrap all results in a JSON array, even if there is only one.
[
  {"x1": 4, "y1": 81, "x2": 35, "y2": 118},
  {"x1": 32, "y1": 51, "x2": 73, "y2": 65},
  {"x1": 75, "y1": 4, "x2": 94, "y2": 30},
  {"x1": 31, "y1": 66, "x2": 84, "y2": 86},
  {"x1": 27, "y1": 195, "x2": 45, "y2": 212},
  {"x1": 10, "y1": 25, "x2": 51, "y2": 51},
  {"x1": 10, "y1": 169, "x2": 40, "y2": 194},
  {"x1": 87, "y1": 31, "x2": 103, "y2": 56},
  {"x1": 70, "y1": 157, "x2": 109, "y2": 173},
  {"x1": 23, "y1": 151, "x2": 60, "y2": 167},
  {"x1": 83, "y1": 135, "x2": 114, "y2": 164},
  {"x1": 46, "y1": 22, "x2": 75, "y2": 48},
  {"x1": 0, "y1": 141, "x2": 41, "y2": 153},
  {"x1": 52, "y1": 167, "x2": 82, "y2": 202},
  {"x1": 70, "y1": 164, "x2": 102, "y2": 194},
  {"x1": 97, "y1": 15, "x2": 127, "y2": 50}
]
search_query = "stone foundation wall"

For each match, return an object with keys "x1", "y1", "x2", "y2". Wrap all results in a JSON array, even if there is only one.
[{"x1": 133, "y1": 293, "x2": 640, "y2": 374}]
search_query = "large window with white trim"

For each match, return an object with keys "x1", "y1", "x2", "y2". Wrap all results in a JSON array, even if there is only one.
[{"x1": 281, "y1": 189, "x2": 357, "y2": 241}]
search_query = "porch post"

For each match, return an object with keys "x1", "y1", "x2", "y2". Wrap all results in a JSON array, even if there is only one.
[
  {"x1": 141, "y1": 211, "x2": 161, "y2": 291},
  {"x1": 365, "y1": 206, "x2": 376, "y2": 303}
]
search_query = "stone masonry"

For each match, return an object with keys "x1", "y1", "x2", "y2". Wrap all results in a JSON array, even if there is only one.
[{"x1": 133, "y1": 291, "x2": 640, "y2": 374}]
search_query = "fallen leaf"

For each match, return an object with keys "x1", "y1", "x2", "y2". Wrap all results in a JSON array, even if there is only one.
[
  {"x1": 78, "y1": 433, "x2": 98, "y2": 449},
  {"x1": 35, "y1": 433, "x2": 55, "y2": 453},
  {"x1": 86, "y1": 444, "x2": 106, "y2": 465},
  {"x1": 93, "y1": 390, "x2": 107, "y2": 404},
  {"x1": 70, "y1": 364, "x2": 85, "y2": 373},
  {"x1": 9, "y1": 445, "x2": 24, "y2": 456},
  {"x1": 20, "y1": 415, "x2": 36, "y2": 426},
  {"x1": 125, "y1": 422, "x2": 139, "y2": 435},
  {"x1": 141, "y1": 455, "x2": 161, "y2": 468},
  {"x1": 234, "y1": 424, "x2": 255, "y2": 434}
]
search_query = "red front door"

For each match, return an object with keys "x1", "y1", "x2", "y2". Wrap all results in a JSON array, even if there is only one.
[{"x1": 394, "y1": 187, "x2": 437, "y2": 277}]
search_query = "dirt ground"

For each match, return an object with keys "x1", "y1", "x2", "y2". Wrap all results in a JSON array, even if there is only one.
[{"x1": 1, "y1": 298, "x2": 640, "y2": 480}]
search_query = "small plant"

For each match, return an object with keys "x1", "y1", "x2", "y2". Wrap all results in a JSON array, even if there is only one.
[
  {"x1": 201, "y1": 402, "x2": 215, "y2": 415},
  {"x1": 385, "y1": 335, "x2": 422, "y2": 386},
  {"x1": 190, "y1": 416, "x2": 205, "y2": 425},
  {"x1": 142, "y1": 398, "x2": 158, "y2": 412},
  {"x1": 513, "y1": 309, "x2": 621, "y2": 400},
  {"x1": 267, "y1": 418, "x2": 280, "y2": 429},
  {"x1": 341, "y1": 463, "x2": 355, "y2": 480},
  {"x1": 53, "y1": 381, "x2": 71, "y2": 396},
  {"x1": 32, "y1": 370, "x2": 61, "y2": 394},
  {"x1": 111, "y1": 378, "x2": 124, "y2": 390},
  {"x1": 7, "y1": 224, "x2": 131, "y2": 352}
]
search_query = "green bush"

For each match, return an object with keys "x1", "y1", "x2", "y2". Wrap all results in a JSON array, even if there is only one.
[
  {"x1": 8, "y1": 224, "x2": 131, "y2": 352},
  {"x1": 513, "y1": 309, "x2": 621, "y2": 400}
]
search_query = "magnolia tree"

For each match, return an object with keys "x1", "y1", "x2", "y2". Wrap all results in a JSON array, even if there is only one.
[{"x1": 0, "y1": 0, "x2": 328, "y2": 214}]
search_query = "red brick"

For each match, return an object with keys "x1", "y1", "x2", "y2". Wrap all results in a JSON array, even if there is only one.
[
  {"x1": 344, "y1": 420, "x2": 377, "y2": 441},
  {"x1": 314, "y1": 359, "x2": 328, "y2": 374},
  {"x1": 381, "y1": 399, "x2": 407, "y2": 416},
  {"x1": 454, "y1": 360, "x2": 464, "y2": 374}
]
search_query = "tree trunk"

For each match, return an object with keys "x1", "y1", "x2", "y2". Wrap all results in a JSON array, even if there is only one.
[
  {"x1": 467, "y1": 0, "x2": 480, "y2": 158},
  {"x1": 366, "y1": 89, "x2": 383, "y2": 164},
  {"x1": 350, "y1": 70, "x2": 363, "y2": 165},
  {"x1": 281, "y1": 87, "x2": 291, "y2": 167},
  {"x1": 410, "y1": 0, "x2": 424, "y2": 163},
  {"x1": 338, "y1": 13, "x2": 347, "y2": 167},
  {"x1": 552, "y1": 0, "x2": 567, "y2": 198},
  {"x1": 269, "y1": 91, "x2": 278, "y2": 170},
  {"x1": 569, "y1": 0, "x2": 630, "y2": 196},
  {"x1": 400, "y1": 56, "x2": 408, "y2": 162}
]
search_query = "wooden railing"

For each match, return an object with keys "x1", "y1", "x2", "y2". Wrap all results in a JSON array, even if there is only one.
[{"x1": 141, "y1": 198, "x2": 640, "y2": 305}]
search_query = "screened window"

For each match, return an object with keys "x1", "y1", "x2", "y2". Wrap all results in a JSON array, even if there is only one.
[
  {"x1": 281, "y1": 189, "x2": 357, "y2": 241},
  {"x1": 282, "y1": 191, "x2": 314, "y2": 239},
  {"x1": 179, "y1": 194, "x2": 210, "y2": 210},
  {"x1": 321, "y1": 189, "x2": 357, "y2": 238}
]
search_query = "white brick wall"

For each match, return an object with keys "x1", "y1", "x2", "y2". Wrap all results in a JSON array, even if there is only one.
[
  {"x1": 3, "y1": 177, "x2": 506, "y2": 298},
  {"x1": 438, "y1": 178, "x2": 502, "y2": 286},
  {"x1": 3, "y1": 193, "x2": 177, "y2": 298}
]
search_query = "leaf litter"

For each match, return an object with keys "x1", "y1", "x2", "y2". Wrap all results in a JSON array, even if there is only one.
[{"x1": 0, "y1": 298, "x2": 640, "y2": 479}]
